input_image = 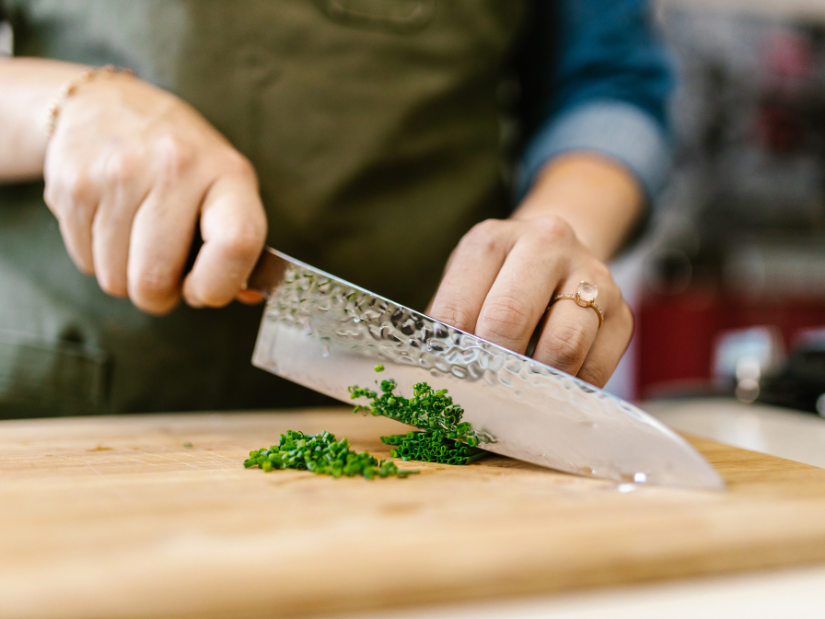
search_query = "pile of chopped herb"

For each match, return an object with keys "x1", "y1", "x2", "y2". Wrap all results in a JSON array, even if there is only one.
[
  {"x1": 348, "y1": 365, "x2": 492, "y2": 466},
  {"x1": 381, "y1": 430, "x2": 488, "y2": 465},
  {"x1": 244, "y1": 429, "x2": 418, "y2": 479}
]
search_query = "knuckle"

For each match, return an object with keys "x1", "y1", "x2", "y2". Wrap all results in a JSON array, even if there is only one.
[
  {"x1": 591, "y1": 261, "x2": 613, "y2": 282},
  {"x1": 578, "y1": 365, "x2": 609, "y2": 388},
  {"x1": 131, "y1": 268, "x2": 178, "y2": 304},
  {"x1": 103, "y1": 152, "x2": 138, "y2": 188},
  {"x1": 469, "y1": 218, "x2": 502, "y2": 238},
  {"x1": 531, "y1": 214, "x2": 574, "y2": 245},
  {"x1": 224, "y1": 150, "x2": 256, "y2": 179},
  {"x1": 430, "y1": 303, "x2": 476, "y2": 332},
  {"x1": 76, "y1": 261, "x2": 96, "y2": 277},
  {"x1": 43, "y1": 181, "x2": 59, "y2": 211},
  {"x1": 219, "y1": 222, "x2": 266, "y2": 261},
  {"x1": 154, "y1": 133, "x2": 196, "y2": 179},
  {"x1": 463, "y1": 219, "x2": 506, "y2": 252},
  {"x1": 542, "y1": 323, "x2": 589, "y2": 370},
  {"x1": 139, "y1": 300, "x2": 178, "y2": 316},
  {"x1": 65, "y1": 171, "x2": 95, "y2": 208},
  {"x1": 46, "y1": 169, "x2": 96, "y2": 222},
  {"x1": 97, "y1": 270, "x2": 127, "y2": 298},
  {"x1": 477, "y1": 294, "x2": 532, "y2": 344},
  {"x1": 190, "y1": 286, "x2": 233, "y2": 308},
  {"x1": 616, "y1": 301, "x2": 635, "y2": 338},
  {"x1": 63, "y1": 239, "x2": 95, "y2": 276}
]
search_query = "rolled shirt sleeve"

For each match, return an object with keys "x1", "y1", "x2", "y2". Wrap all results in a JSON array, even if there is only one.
[
  {"x1": 517, "y1": 99, "x2": 672, "y2": 202},
  {"x1": 516, "y1": 0, "x2": 674, "y2": 203}
]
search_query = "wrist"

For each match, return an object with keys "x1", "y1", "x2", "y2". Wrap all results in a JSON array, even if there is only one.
[
  {"x1": 0, "y1": 58, "x2": 89, "y2": 182},
  {"x1": 46, "y1": 65, "x2": 134, "y2": 139},
  {"x1": 513, "y1": 152, "x2": 644, "y2": 261}
]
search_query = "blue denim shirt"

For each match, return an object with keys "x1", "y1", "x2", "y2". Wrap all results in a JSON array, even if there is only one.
[{"x1": 519, "y1": 0, "x2": 673, "y2": 202}]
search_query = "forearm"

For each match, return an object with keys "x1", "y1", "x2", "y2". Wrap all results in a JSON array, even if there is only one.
[
  {"x1": 513, "y1": 152, "x2": 644, "y2": 262},
  {"x1": 0, "y1": 57, "x2": 86, "y2": 182}
]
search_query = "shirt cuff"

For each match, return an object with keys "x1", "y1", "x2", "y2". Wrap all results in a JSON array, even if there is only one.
[{"x1": 516, "y1": 100, "x2": 672, "y2": 204}]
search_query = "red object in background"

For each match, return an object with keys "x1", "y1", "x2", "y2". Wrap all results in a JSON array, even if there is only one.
[
  {"x1": 755, "y1": 103, "x2": 806, "y2": 153},
  {"x1": 636, "y1": 288, "x2": 825, "y2": 399},
  {"x1": 762, "y1": 31, "x2": 813, "y2": 96},
  {"x1": 753, "y1": 31, "x2": 814, "y2": 154}
]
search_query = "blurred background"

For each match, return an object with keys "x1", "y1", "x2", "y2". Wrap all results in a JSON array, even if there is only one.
[{"x1": 607, "y1": 0, "x2": 825, "y2": 416}]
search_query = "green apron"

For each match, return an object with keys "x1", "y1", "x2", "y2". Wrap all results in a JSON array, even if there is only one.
[{"x1": 0, "y1": 0, "x2": 526, "y2": 417}]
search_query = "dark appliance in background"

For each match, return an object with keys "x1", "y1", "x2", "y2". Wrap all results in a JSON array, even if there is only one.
[
  {"x1": 637, "y1": 3, "x2": 825, "y2": 412},
  {"x1": 760, "y1": 328, "x2": 825, "y2": 414}
]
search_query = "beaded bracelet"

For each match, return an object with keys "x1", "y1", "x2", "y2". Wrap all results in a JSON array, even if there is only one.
[{"x1": 45, "y1": 64, "x2": 134, "y2": 139}]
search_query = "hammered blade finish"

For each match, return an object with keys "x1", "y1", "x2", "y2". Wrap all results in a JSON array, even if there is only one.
[{"x1": 252, "y1": 250, "x2": 725, "y2": 491}]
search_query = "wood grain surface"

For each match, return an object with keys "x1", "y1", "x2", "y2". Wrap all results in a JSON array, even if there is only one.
[{"x1": 2, "y1": 407, "x2": 825, "y2": 619}]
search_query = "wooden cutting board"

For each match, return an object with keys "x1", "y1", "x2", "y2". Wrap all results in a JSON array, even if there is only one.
[{"x1": 2, "y1": 408, "x2": 825, "y2": 619}]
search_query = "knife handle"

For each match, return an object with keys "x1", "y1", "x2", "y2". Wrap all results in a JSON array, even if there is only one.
[{"x1": 247, "y1": 247, "x2": 287, "y2": 297}]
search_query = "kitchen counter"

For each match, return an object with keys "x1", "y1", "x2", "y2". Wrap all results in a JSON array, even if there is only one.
[
  {"x1": 647, "y1": 398, "x2": 825, "y2": 469},
  {"x1": 1, "y1": 401, "x2": 825, "y2": 618}
]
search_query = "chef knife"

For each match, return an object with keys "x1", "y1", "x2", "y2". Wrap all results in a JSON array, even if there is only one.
[{"x1": 247, "y1": 247, "x2": 725, "y2": 491}]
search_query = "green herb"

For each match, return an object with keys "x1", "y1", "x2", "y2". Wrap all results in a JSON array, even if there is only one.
[
  {"x1": 244, "y1": 430, "x2": 418, "y2": 480},
  {"x1": 380, "y1": 431, "x2": 489, "y2": 465},
  {"x1": 183, "y1": 441, "x2": 192, "y2": 448},
  {"x1": 348, "y1": 371, "x2": 494, "y2": 447},
  {"x1": 348, "y1": 367, "x2": 494, "y2": 466}
]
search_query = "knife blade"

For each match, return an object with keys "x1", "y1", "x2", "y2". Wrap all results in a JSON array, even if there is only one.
[{"x1": 248, "y1": 247, "x2": 725, "y2": 491}]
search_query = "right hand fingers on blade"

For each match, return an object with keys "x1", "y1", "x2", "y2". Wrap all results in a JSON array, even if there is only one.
[
  {"x1": 575, "y1": 301, "x2": 634, "y2": 388},
  {"x1": 534, "y1": 295, "x2": 600, "y2": 377},
  {"x1": 182, "y1": 171, "x2": 268, "y2": 309},
  {"x1": 533, "y1": 269, "x2": 620, "y2": 377},
  {"x1": 427, "y1": 219, "x2": 512, "y2": 332},
  {"x1": 473, "y1": 224, "x2": 568, "y2": 354}
]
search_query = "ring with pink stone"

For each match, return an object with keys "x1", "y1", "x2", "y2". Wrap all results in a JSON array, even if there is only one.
[{"x1": 549, "y1": 281, "x2": 604, "y2": 329}]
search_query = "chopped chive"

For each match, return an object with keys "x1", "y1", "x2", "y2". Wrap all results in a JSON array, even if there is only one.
[
  {"x1": 243, "y1": 429, "x2": 418, "y2": 480},
  {"x1": 378, "y1": 431, "x2": 490, "y2": 466},
  {"x1": 348, "y1": 373, "x2": 495, "y2": 447}
]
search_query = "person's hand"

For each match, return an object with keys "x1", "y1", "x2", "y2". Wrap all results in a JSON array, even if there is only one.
[
  {"x1": 43, "y1": 74, "x2": 267, "y2": 315},
  {"x1": 428, "y1": 215, "x2": 633, "y2": 388}
]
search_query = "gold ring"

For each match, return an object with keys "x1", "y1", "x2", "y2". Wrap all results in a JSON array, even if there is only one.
[{"x1": 549, "y1": 281, "x2": 604, "y2": 329}]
